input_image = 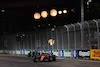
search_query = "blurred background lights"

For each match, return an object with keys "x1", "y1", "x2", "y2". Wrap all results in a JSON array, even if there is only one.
[
  {"x1": 48, "y1": 24, "x2": 50, "y2": 26},
  {"x1": 43, "y1": 24, "x2": 44, "y2": 26},
  {"x1": 34, "y1": 12, "x2": 40, "y2": 19},
  {"x1": 41, "y1": 11, "x2": 48, "y2": 18},
  {"x1": 50, "y1": 9, "x2": 57, "y2": 17},
  {"x1": 87, "y1": 2, "x2": 89, "y2": 5},
  {"x1": 88, "y1": 0, "x2": 92, "y2": 2},
  {"x1": 22, "y1": 34, "x2": 25, "y2": 36},
  {"x1": 71, "y1": 8, "x2": 75, "y2": 12},
  {"x1": 54, "y1": 25, "x2": 56, "y2": 28},
  {"x1": 51, "y1": 28, "x2": 55, "y2": 31},
  {"x1": 38, "y1": 25, "x2": 40, "y2": 27},
  {"x1": 63, "y1": 10, "x2": 67, "y2": 14},
  {"x1": 16, "y1": 34, "x2": 18, "y2": 36},
  {"x1": 58, "y1": 10, "x2": 62, "y2": 14},
  {"x1": 48, "y1": 39, "x2": 55, "y2": 46},
  {"x1": 1, "y1": 9, "x2": 5, "y2": 12}
]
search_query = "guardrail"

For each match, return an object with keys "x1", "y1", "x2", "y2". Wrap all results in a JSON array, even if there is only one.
[{"x1": 0, "y1": 49, "x2": 100, "y2": 60}]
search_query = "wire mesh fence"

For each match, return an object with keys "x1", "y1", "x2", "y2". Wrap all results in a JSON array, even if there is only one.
[{"x1": 5, "y1": 19, "x2": 100, "y2": 50}]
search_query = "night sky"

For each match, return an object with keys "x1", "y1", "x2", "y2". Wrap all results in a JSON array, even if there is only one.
[{"x1": 0, "y1": 0, "x2": 100, "y2": 35}]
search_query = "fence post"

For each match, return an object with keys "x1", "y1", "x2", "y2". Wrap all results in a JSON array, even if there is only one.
[
  {"x1": 47, "y1": 31, "x2": 48, "y2": 50},
  {"x1": 30, "y1": 33, "x2": 32, "y2": 49},
  {"x1": 93, "y1": 19, "x2": 100, "y2": 49},
  {"x1": 35, "y1": 32, "x2": 37, "y2": 50},
  {"x1": 78, "y1": 22, "x2": 83, "y2": 49},
  {"x1": 51, "y1": 30, "x2": 54, "y2": 49},
  {"x1": 85, "y1": 21, "x2": 91, "y2": 49},
  {"x1": 64, "y1": 25, "x2": 70, "y2": 49},
  {"x1": 56, "y1": 28, "x2": 59, "y2": 50},
  {"x1": 71, "y1": 24, "x2": 76, "y2": 49},
  {"x1": 60, "y1": 27, "x2": 64, "y2": 49}
]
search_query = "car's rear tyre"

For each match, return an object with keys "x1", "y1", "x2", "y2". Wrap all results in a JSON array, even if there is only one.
[
  {"x1": 33, "y1": 56, "x2": 37, "y2": 62},
  {"x1": 52, "y1": 55, "x2": 56, "y2": 61},
  {"x1": 48, "y1": 56, "x2": 51, "y2": 62},
  {"x1": 38, "y1": 57, "x2": 41, "y2": 62},
  {"x1": 28, "y1": 53, "x2": 31, "y2": 57}
]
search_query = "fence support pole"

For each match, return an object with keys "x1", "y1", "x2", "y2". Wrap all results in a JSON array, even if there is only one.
[
  {"x1": 71, "y1": 24, "x2": 76, "y2": 49},
  {"x1": 47, "y1": 31, "x2": 48, "y2": 50},
  {"x1": 60, "y1": 27, "x2": 64, "y2": 49},
  {"x1": 35, "y1": 33, "x2": 37, "y2": 50},
  {"x1": 93, "y1": 19, "x2": 100, "y2": 49},
  {"x1": 64, "y1": 25, "x2": 70, "y2": 49},
  {"x1": 78, "y1": 22, "x2": 83, "y2": 49},
  {"x1": 85, "y1": 21, "x2": 91, "y2": 49},
  {"x1": 56, "y1": 28, "x2": 59, "y2": 50}
]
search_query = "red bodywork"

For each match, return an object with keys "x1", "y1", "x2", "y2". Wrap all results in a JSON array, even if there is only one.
[
  {"x1": 37, "y1": 54, "x2": 49, "y2": 58},
  {"x1": 37, "y1": 53, "x2": 50, "y2": 61}
]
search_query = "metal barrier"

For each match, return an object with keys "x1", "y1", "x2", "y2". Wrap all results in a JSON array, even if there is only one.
[{"x1": 2, "y1": 19, "x2": 100, "y2": 50}]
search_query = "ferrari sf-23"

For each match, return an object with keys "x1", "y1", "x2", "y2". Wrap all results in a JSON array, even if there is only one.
[{"x1": 33, "y1": 53, "x2": 56, "y2": 62}]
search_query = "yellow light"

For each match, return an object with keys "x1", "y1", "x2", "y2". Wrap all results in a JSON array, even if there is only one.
[
  {"x1": 34, "y1": 12, "x2": 40, "y2": 19},
  {"x1": 41, "y1": 11, "x2": 48, "y2": 18},
  {"x1": 58, "y1": 10, "x2": 62, "y2": 14},
  {"x1": 51, "y1": 28, "x2": 55, "y2": 31},
  {"x1": 63, "y1": 10, "x2": 67, "y2": 14},
  {"x1": 50, "y1": 9, "x2": 57, "y2": 17},
  {"x1": 48, "y1": 39, "x2": 55, "y2": 45},
  {"x1": 54, "y1": 25, "x2": 56, "y2": 28}
]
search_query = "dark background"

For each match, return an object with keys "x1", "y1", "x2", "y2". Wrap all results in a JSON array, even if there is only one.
[{"x1": 0, "y1": 0, "x2": 100, "y2": 35}]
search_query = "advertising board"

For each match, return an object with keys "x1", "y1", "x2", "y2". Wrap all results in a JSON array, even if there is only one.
[
  {"x1": 71, "y1": 50, "x2": 78, "y2": 58},
  {"x1": 43, "y1": 50, "x2": 48, "y2": 53},
  {"x1": 48, "y1": 50, "x2": 52, "y2": 53},
  {"x1": 52, "y1": 50, "x2": 58, "y2": 57},
  {"x1": 36, "y1": 50, "x2": 43, "y2": 55},
  {"x1": 3, "y1": 49, "x2": 6, "y2": 53},
  {"x1": 64, "y1": 50, "x2": 71, "y2": 57},
  {"x1": 0, "y1": 49, "x2": 3, "y2": 53},
  {"x1": 59, "y1": 50, "x2": 63, "y2": 57},
  {"x1": 6, "y1": 50, "x2": 9, "y2": 54},
  {"x1": 9, "y1": 50, "x2": 12, "y2": 54},
  {"x1": 39, "y1": 50, "x2": 43, "y2": 55},
  {"x1": 48, "y1": 50, "x2": 52, "y2": 56},
  {"x1": 16, "y1": 49, "x2": 20, "y2": 55},
  {"x1": 11, "y1": 50, "x2": 13, "y2": 54},
  {"x1": 12, "y1": 50, "x2": 16, "y2": 54},
  {"x1": 30, "y1": 49, "x2": 34, "y2": 54},
  {"x1": 78, "y1": 50, "x2": 90, "y2": 58},
  {"x1": 25, "y1": 49, "x2": 30, "y2": 55},
  {"x1": 21, "y1": 49, "x2": 25, "y2": 55},
  {"x1": 90, "y1": 49, "x2": 100, "y2": 60}
]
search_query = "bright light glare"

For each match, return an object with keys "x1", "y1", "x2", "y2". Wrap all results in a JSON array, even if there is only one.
[
  {"x1": 41, "y1": 11, "x2": 48, "y2": 18},
  {"x1": 48, "y1": 24, "x2": 50, "y2": 26},
  {"x1": 58, "y1": 11, "x2": 62, "y2": 14},
  {"x1": 88, "y1": 0, "x2": 92, "y2": 2},
  {"x1": 1, "y1": 10, "x2": 5, "y2": 12},
  {"x1": 22, "y1": 34, "x2": 25, "y2": 36},
  {"x1": 51, "y1": 28, "x2": 55, "y2": 31},
  {"x1": 38, "y1": 25, "x2": 40, "y2": 27},
  {"x1": 34, "y1": 12, "x2": 40, "y2": 19},
  {"x1": 63, "y1": 10, "x2": 67, "y2": 14},
  {"x1": 50, "y1": 9, "x2": 57, "y2": 17},
  {"x1": 48, "y1": 39, "x2": 55, "y2": 45}
]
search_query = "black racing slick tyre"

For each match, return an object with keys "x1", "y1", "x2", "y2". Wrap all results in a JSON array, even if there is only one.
[
  {"x1": 48, "y1": 56, "x2": 51, "y2": 62},
  {"x1": 28, "y1": 53, "x2": 31, "y2": 57},
  {"x1": 38, "y1": 57, "x2": 41, "y2": 62},
  {"x1": 52, "y1": 55, "x2": 56, "y2": 61},
  {"x1": 33, "y1": 56, "x2": 37, "y2": 62}
]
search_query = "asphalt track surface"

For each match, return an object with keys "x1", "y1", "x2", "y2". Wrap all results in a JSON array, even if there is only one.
[{"x1": 0, "y1": 54, "x2": 100, "y2": 67}]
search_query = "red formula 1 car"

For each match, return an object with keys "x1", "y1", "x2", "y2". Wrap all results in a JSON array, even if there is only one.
[{"x1": 33, "y1": 53, "x2": 56, "y2": 62}]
